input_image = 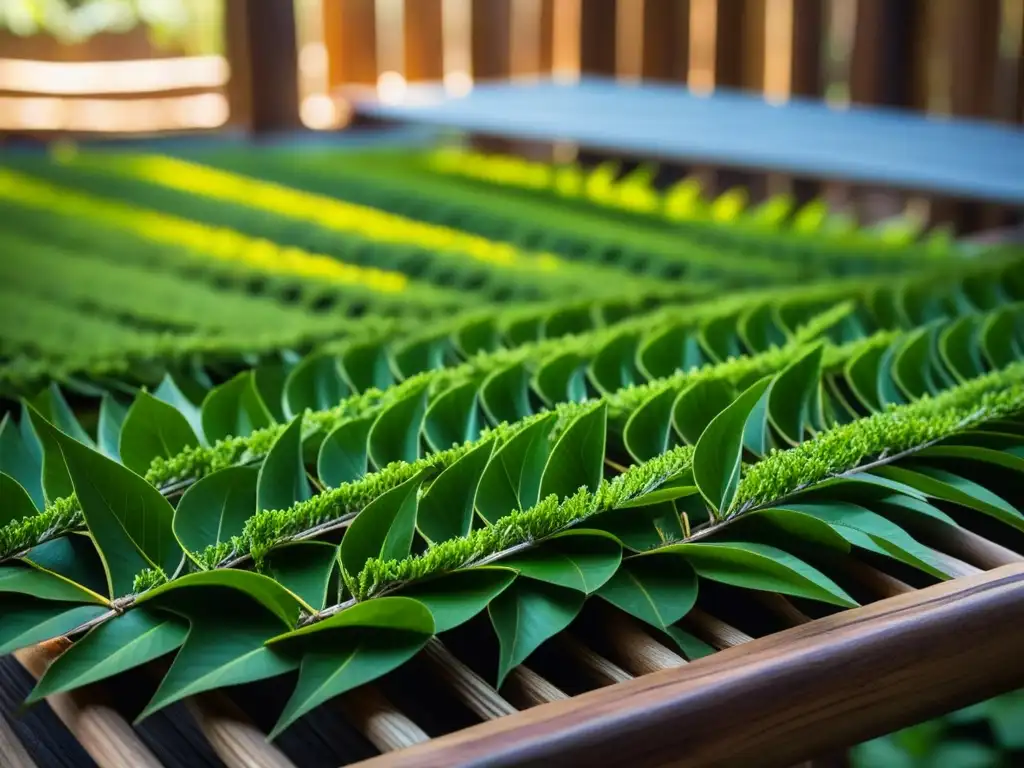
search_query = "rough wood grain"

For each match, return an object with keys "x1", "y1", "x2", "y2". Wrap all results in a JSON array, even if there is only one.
[
  {"x1": 187, "y1": 692, "x2": 296, "y2": 768},
  {"x1": 354, "y1": 564, "x2": 1024, "y2": 768}
]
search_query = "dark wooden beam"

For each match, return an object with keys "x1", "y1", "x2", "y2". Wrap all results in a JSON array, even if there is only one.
[
  {"x1": 641, "y1": 0, "x2": 690, "y2": 82},
  {"x1": 357, "y1": 565, "x2": 1024, "y2": 768},
  {"x1": 580, "y1": 0, "x2": 618, "y2": 76},
  {"x1": 471, "y1": 0, "x2": 513, "y2": 80}
]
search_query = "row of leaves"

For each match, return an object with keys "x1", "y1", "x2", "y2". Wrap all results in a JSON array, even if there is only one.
[
  {"x1": 8, "y1": 153, "x2": 664, "y2": 303},
  {"x1": 194, "y1": 145, "x2": 956, "y2": 286},
  {"x1": 2, "y1": 330, "x2": 1023, "y2": 739}
]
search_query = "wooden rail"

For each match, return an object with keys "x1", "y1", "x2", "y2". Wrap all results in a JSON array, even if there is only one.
[{"x1": 355, "y1": 564, "x2": 1024, "y2": 768}]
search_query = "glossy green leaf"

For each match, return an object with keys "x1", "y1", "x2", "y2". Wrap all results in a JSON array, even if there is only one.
[
  {"x1": 0, "y1": 561, "x2": 106, "y2": 604},
  {"x1": 738, "y1": 303, "x2": 786, "y2": 353},
  {"x1": 489, "y1": 579, "x2": 584, "y2": 686},
  {"x1": 254, "y1": 362, "x2": 289, "y2": 423},
  {"x1": 623, "y1": 387, "x2": 677, "y2": 463},
  {"x1": 140, "y1": 589, "x2": 300, "y2": 720},
  {"x1": 153, "y1": 373, "x2": 205, "y2": 443},
  {"x1": 892, "y1": 326, "x2": 938, "y2": 401},
  {"x1": 418, "y1": 439, "x2": 494, "y2": 544},
  {"x1": 25, "y1": 534, "x2": 111, "y2": 598},
  {"x1": 172, "y1": 466, "x2": 258, "y2": 559},
  {"x1": 597, "y1": 553, "x2": 698, "y2": 628},
  {"x1": 844, "y1": 342, "x2": 885, "y2": 413},
  {"x1": 589, "y1": 332, "x2": 641, "y2": 395},
  {"x1": 938, "y1": 314, "x2": 985, "y2": 384},
  {"x1": 693, "y1": 376, "x2": 773, "y2": 515},
  {"x1": 423, "y1": 382, "x2": 481, "y2": 453},
  {"x1": 24, "y1": 403, "x2": 74, "y2": 505},
  {"x1": 533, "y1": 352, "x2": 588, "y2": 407},
  {"x1": 283, "y1": 352, "x2": 348, "y2": 420},
  {"x1": 119, "y1": 390, "x2": 199, "y2": 476},
  {"x1": 268, "y1": 598, "x2": 434, "y2": 738},
  {"x1": 664, "y1": 626, "x2": 716, "y2": 660},
  {"x1": 263, "y1": 542, "x2": 338, "y2": 611},
  {"x1": 392, "y1": 334, "x2": 447, "y2": 379},
  {"x1": 317, "y1": 415, "x2": 374, "y2": 488},
  {"x1": 638, "y1": 325, "x2": 705, "y2": 381},
  {"x1": 340, "y1": 471, "x2": 425, "y2": 578},
  {"x1": 0, "y1": 413, "x2": 43, "y2": 510},
  {"x1": 741, "y1": 378, "x2": 774, "y2": 458},
  {"x1": 96, "y1": 393, "x2": 128, "y2": 462},
  {"x1": 501, "y1": 530, "x2": 621, "y2": 594},
  {"x1": 0, "y1": 596, "x2": 107, "y2": 655},
  {"x1": 672, "y1": 378, "x2": 734, "y2": 445},
  {"x1": 877, "y1": 343, "x2": 906, "y2": 407},
  {"x1": 699, "y1": 313, "x2": 743, "y2": 363},
  {"x1": 875, "y1": 465, "x2": 1024, "y2": 532},
  {"x1": 0, "y1": 472, "x2": 37, "y2": 528},
  {"x1": 27, "y1": 609, "x2": 187, "y2": 703},
  {"x1": 480, "y1": 362, "x2": 532, "y2": 426},
  {"x1": 981, "y1": 307, "x2": 1022, "y2": 369},
  {"x1": 201, "y1": 371, "x2": 274, "y2": 443},
  {"x1": 32, "y1": 383, "x2": 92, "y2": 447},
  {"x1": 398, "y1": 566, "x2": 516, "y2": 633},
  {"x1": 539, "y1": 402, "x2": 607, "y2": 502},
  {"x1": 768, "y1": 344, "x2": 824, "y2": 446},
  {"x1": 340, "y1": 341, "x2": 394, "y2": 394},
  {"x1": 137, "y1": 569, "x2": 304, "y2": 628},
  {"x1": 257, "y1": 416, "x2": 311, "y2": 513},
  {"x1": 454, "y1": 317, "x2": 498, "y2": 357},
  {"x1": 475, "y1": 413, "x2": 557, "y2": 524},
  {"x1": 368, "y1": 386, "x2": 428, "y2": 468},
  {"x1": 662, "y1": 541, "x2": 857, "y2": 607}
]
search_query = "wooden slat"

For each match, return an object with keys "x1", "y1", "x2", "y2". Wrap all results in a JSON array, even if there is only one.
[
  {"x1": 338, "y1": 685, "x2": 429, "y2": 753},
  {"x1": 356, "y1": 564, "x2": 1024, "y2": 768},
  {"x1": 580, "y1": 0, "x2": 618, "y2": 76},
  {"x1": 538, "y1": 0, "x2": 556, "y2": 73},
  {"x1": 502, "y1": 667, "x2": 569, "y2": 708},
  {"x1": 472, "y1": 0, "x2": 513, "y2": 79},
  {"x1": 404, "y1": 0, "x2": 444, "y2": 81},
  {"x1": 324, "y1": 0, "x2": 378, "y2": 86},
  {"x1": 789, "y1": 0, "x2": 825, "y2": 98},
  {"x1": 849, "y1": 0, "x2": 928, "y2": 108},
  {"x1": 187, "y1": 693, "x2": 296, "y2": 768},
  {"x1": 0, "y1": 715, "x2": 37, "y2": 768},
  {"x1": 640, "y1": 0, "x2": 690, "y2": 81}
]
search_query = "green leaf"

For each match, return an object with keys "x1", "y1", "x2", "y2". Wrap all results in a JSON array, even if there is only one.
[
  {"x1": 140, "y1": 588, "x2": 300, "y2": 720},
  {"x1": 877, "y1": 343, "x2": 906, "y2": 407},
  {"x1": 638, "y1": 325, "x2": 704, "y2": 380},
  {"x1": 480, "y1": 362, "x2": 533, "y2": 426},
  {"x1": 153, "y1": 373, "x2": 205, "y2": 444},
  {"x1": 423, "y1": 382, "x2": 481, "y2": 453},
  {"x1": 24, "y1": 403, "x2": 74, "y2": 505},
  {"x1": 268, "y1": 598, "x2": 434, "y2": 739},
  {"x1": 254, "y1": 362, "x2": 289, "y2": 423},
  {"x1": 0, "y1": 596, "x2": 107, "y2": 655},
  {"x1": 624, "y1": 388, "x2": 677, "y2": 463},
  {"x1": 0, "y1": 472, "x2": 37, "y2": 528},
  {"x1": 0, "y1": 413, "x2": 43, "y2": 510},
  {"x1": 454, "y1": 317, "x2": 498, "y2": 357},
  {"x1": 264, "y1": 542, "x2": 338, "y2": 611},
  {"x1": 892, "y1": 326, "x2": 939, "y2": 401},
  {"x1": 368, "y1": 386, "x2": 427, "y2": 468},
  {"x1": 533, "y1": 353, "x2": 588, "y2": 407},
  {"x1": 981, "y1": 307, "x2": 1022, "y2": 369},
  {"x1": 693, "y1": 376, "x2": 773, "y2": 515},
  {"x1": 672, "y1": 378, "x2": 734, "y2": 445},
  {"x1": 489, "y1": 579, "x2": 584, "y2": 686},
  {"x1": 661, "y1": 541, "x2": 857, "y2": 607},
  {"x1": 283, "y1": 352, "x2": 348, "y2": 420},
  {"x1": 475, "y1": 413, "x2": 557, "y2": 524},
  {"x1": 698, "y1": 314, "x2": 743, "y2": 363},
  {"x1": 32, "y1": 383, "x2": 93, "y2": 447},
  {"x1": 418, "y1": 439, "x2": 494, "y2": 544},
  {"x1": 317, "y1": 415, "x2": 374, "y2": 488},
  {"x1": 398, "y1": 567, "x2": 516, "y2": 633},
  {"x1": 844, "y1": 342, "x2": 885, "y2": 412},
  {"x1": 173, "y1": 466, "x2": 258, "y2": 559},
  {"x1": 47, "y1": 421, "x2": 180, "y2": 597},
  {"x1": 119, "y1": 390, "x2": 199, "y2": 476},
  {"x1": 0, "y1": 561, "x2": 107, "y2": 603},
  {"x1": 875, "y1": 465, "x2": 1024, "y2": 532},
  {"x1": 340, "y1": 471, "x2": 425, "y2": 578},
  {"x1": 257, "y1": 416, "x2": 311, "y2": 513},
  {"x1": 201, "y1": 371, "x2": 274, "y2": 443},
  {"x1": 597, "y1": 553, "x2": 698, "y2": 628},
  {"x1": 664, "y1": 626, "x2": 716, "y2": 660},
  {"x1": 97, "y1": 393, "x2": 128, "y2": 462},
  {"x1": 25, "y1": 534, "x2": 110, "y2": 598},
  {"x1": 340, "y1": 341, "x2": 394, "y2": 393},
  {"x1": 738, "y1": 303, "x2": 786, "y2": 353},
  {"x1": 27, "y1": 609, "x2": 187, "y2": 703},
  {"x1": 741, "y1": 379, "x2": 774, "y2": 458},
  {"x1": 938, "y1": 314, "x2": 985, "y2": 384},
  {"x1": 392, "y1": 334, "x2": 447, "y2": 379},
  {"x1": 588, "y1": 332, "x2": 641, "y2": 395},
  {"x1": 137, "y1": 569, "x2": 304, "y2": 628},
  {"x1": 768, "y1": 344, "x2": 824, "y2": 446},
  {"x1": 501, "y1": 530, "x2": 621, "y2": 593},
  {"x1": 539, "y1": 402, "x2": 607, "y2": 502}
]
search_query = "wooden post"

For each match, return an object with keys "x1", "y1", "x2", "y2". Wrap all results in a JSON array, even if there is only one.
[
  {"x1": 472, "y1": 0, "x2": 513, "y2": 79},
  {"x1": 225, "y1": 0, "x2": 301, "y2": 133},
  {"x1": 789, "y1": 0, "x2": 826, "y2": 204},
  {"x1": 324, "y1": 0, "x2": 378, "y2": 86},
  {"x1": 404, "y1": 0, "x2": 444, "y2": 81},
  {"x1": 641, "y1": 0, "x2": 690, "y2": 82},
  {"x1": 580, "y1": 0, "x2": 618, "y2": 76}
]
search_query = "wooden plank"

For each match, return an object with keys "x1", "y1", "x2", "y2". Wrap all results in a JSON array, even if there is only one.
[
  {"x1": 580, "y1": 0, "x2": 618, "y2": 76},
  {"x1": 355, "y1": 564, "x2": 1024, "y2": 768},
  {"x1": 538, "y1": 0, "x2": 556, "y2": 73},
  {"x1": 404, "y1": 0, "x2": 444, "y2": 81},
  {"x1": 324, "y1": 0, "x2": 377, "y2": 86},
  {"x1": 713, "y1": 0, "x2": 745, "y2": 89},
  {"x1": 849, "y1": 0, "x2": 927, "y2": 108},
  {"x1": 788, "y1": 0, "x2": 826, "y2": 203},
  {"x1": 224, "y1": 0, "x2": 300, "y2": 132},
  {"x1": 640, "y1": 0, "x2": 690, "y2": 81},
  {"x1": 472, "y1": 0, "x2": 513, "y2": 79}
]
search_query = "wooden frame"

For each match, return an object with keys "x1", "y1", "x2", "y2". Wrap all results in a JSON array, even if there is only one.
[{"x1": 356, "y1": 565, "x2": 1024, "y2": 767}]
